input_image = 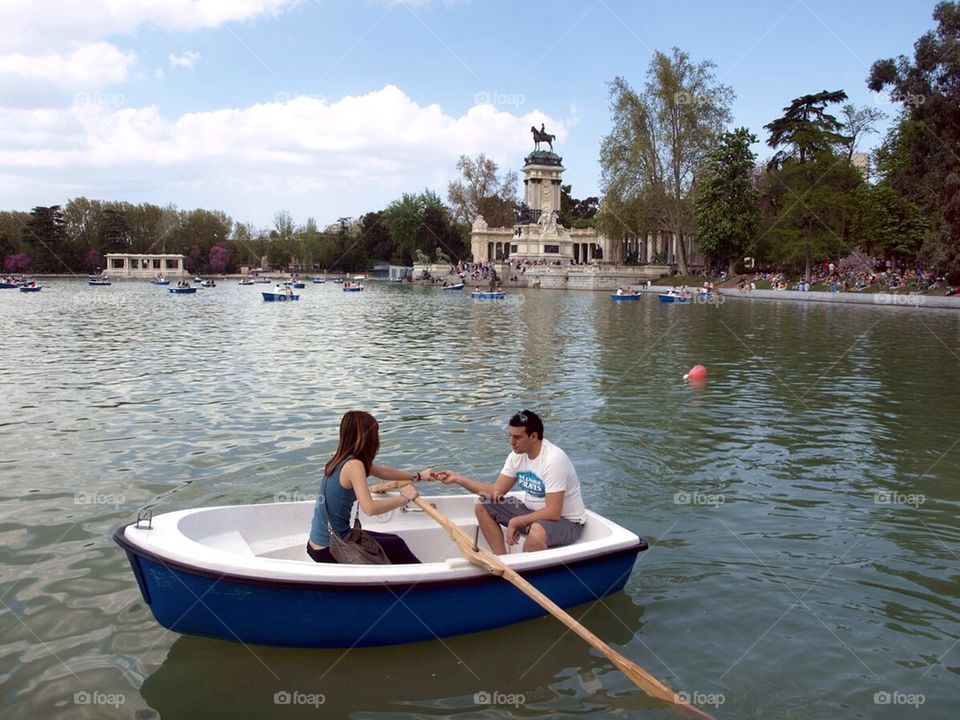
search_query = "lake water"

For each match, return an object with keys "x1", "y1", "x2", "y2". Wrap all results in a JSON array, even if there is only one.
[{"x1": 1, "y1": 279, "x2": 958, "y2": 719}]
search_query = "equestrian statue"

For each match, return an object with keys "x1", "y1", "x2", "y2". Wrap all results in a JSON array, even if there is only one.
[{"x1": 531, "y1": 123, "x2": 555, "y2": 152}]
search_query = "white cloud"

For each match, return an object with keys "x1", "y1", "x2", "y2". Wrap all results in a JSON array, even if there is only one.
[
  {"x1": 0, "y1": 0, "x2": 299, "y2": 53},
  {"x1": 0, "y1": 85, "x2": 564, "y2": 227},
  {"x1": 0, "y1": 43, "x2": 137, "y2": 88},
  {"x1": 169, "y1": 51, "x2": 202, "y2": 69}
]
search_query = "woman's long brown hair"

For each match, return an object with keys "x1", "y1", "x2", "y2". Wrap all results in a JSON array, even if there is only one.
[{"x1": 324, "y1": 410, "x2": 380, "y2": 477}]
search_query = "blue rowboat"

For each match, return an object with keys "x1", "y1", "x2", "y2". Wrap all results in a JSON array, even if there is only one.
[
  {"x1": 200, "y1": 280, "x2": 216, "y2": 288},
  {"x1": 658, "y1": 292, "x2": 691, "y2": 304},
  {"x1": 114, "y1": 492, "x2": 645, "y2": 648},
  {"x1": 611, "y1": 293, "x2": 640, "y2": 301},
  {"x1": 342, "y1": 286, "x2": 364, "y2": 292},
  {"x1": 0, "y1": 282, "x2": 19, "y2": 289},
  {"x1": 442, "y1": 283, "x2": 465, "y2": 291},
  {"x1": 311, "y1": 278, "x2": 325, "y2": 284},
  {"x1": 333, "y1": 278, "x2": 344, "y2": 284},
  {"x1": 19, "y1": 284, "x2": 42, "y2": 292},
  {"x1": 169, "y1": 286, "x2": 197, "y2": 294},
  {"x1": 283, "y1": 281, "x2": 305, "y2": 289},
  {"x1": 262, "y1": 291, "x2": 300, "y2": 302},
  {"x1": 88, "y1": 279, "x2": 112, "y2": 286},
  {"x1": 470, "y1": 291, "x2": 505, "y2": 299}
]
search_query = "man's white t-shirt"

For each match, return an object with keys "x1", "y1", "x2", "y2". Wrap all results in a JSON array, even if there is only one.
[{"x1": 500, "y1": 439, "x2": 587, "y2": 523}]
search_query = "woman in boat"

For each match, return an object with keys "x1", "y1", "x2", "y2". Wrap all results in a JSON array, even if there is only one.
[{"x1": 307, "y1": 410, "x2": 433, "y2": 564}]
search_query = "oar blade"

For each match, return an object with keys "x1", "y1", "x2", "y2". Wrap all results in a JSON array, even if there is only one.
[{"x1": 411, "y1": 497, "x2": 715, "y2": 718}]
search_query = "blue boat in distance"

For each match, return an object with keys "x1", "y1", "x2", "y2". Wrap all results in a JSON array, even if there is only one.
[
  {"x1": 262, "y1": 291, "x2": 300, "y2": 301},
  {"x1": 611, "y1": 292, "x2": 640, "y2": 300},
  {"x1": 470, "y1": 291, "x2": 505, "y2": 299},
  {"x1": 441, "y1": 283, "x2": 465, "y2": 291},
  {"x1": 169, "y1": 286, "x2": 197, "y2": 294},
  {"x1": 113, "y1": 492, "x2": 645, "y2": 648}
]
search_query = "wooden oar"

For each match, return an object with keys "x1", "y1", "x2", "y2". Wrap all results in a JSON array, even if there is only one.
[
  {"x1": 411, "y1": 496, "x2": 716, "y2": 719},
  {"x1": 369, "y1": 479, "x2": 412, "y2": 494}
]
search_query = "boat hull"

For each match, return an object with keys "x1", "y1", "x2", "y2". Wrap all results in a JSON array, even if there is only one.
[
  {"x1": 169, "y1": 287, "x2": 197, "y2": 294},
  {"x1": 19, "y1": 285, "x2": 42, "y2": 292},
  {"x1": 262, "y1": 292, "x2": 300, "y2": 301},
  {"x1": 658, "y1": 293, "x2": 689, "y2": 303},
  {"x1": 114, "y1": 493, "x2": 644, "y2": 648},
  {"x1": 342, "y1": 287, "x2": 364, "y2": 292},
  {"x1": 611, "y1": 294, "x2": 640, "y2": 300},
  {"x1": 442, "y1": 284, "x2": 465, "y2": 291},
  {"x1": 115, "y1": 532, "x2": 640, "y2": 648},
  {"x1": 471, "y1": 292, "x2": 505, "y2": 299}
]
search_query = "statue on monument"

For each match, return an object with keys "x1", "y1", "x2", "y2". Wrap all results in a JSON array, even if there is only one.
[{"x1": 530, "y1": 122, "x2": 556, "y2": 152}]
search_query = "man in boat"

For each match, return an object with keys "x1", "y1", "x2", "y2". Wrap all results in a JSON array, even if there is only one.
[{"x1": 437, "y1": 410, "x2": 586, "y2": 553}]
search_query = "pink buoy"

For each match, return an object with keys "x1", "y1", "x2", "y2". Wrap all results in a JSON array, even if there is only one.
[{"x1": 683, "y1": 364, "x2": 707, "y2": 381}]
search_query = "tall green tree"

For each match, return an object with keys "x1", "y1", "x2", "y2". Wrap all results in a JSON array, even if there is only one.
[
  {"x1": 868, "y1": 0, "x2": 960, "y2": 279},
  {"x1": 598, "y1": 48, "x2": 734, "y2": 274},
  {"x1": 694, "y1": 128, "x2": 761, "y2": 274},
  {"x1": 559, "y1": 184, "x2": 599, "y2": 228},
  {"x1": 840, "y1": 103, "x2": 885, "y2": 162},
  {"x1": 28, "y1": 205, "x2": 68, "y2": 272},
  {"x1": 446, "y1": 154, "x2": 518, "y2": 227},
  {"x1": 764, "y1": 90, "x2": 850, "y2": 167},
  {"x1": 851, "y1": 182, "x2": 928, "y2": 259},
  {"x1": 760, "y1": 150, "x2": 863, "y2": 278},
  {"x1": 385, "y1": 190, "x2": 460, "y2": 263}
]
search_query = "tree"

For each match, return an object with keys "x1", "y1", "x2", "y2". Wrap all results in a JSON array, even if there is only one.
[
  {"x1": 760, "y1": 150, "x2": 864, "y2": 278},
  {"x1": 764, "y1": 90, "x2": 850, "y2": 167},
  {"x1": 559, "y1": 185, "x2": 599, "y2": 228},
  {"x1": 385, "y1": 190, "x2": 460, "y2": 264},
  {"x1": 209, "y1": 245, "x2": 230, "y2": 273},
  {"x1": 840, "y1": 104, "x2": 885, "y2": 162},
  {"x1": 27, "y1": 205, "x2": 67, "y2": 272},
  {"x1": 598, "y1": 48, "x2": 734, "y2": 274},
  {"x1": 851, "y1": 182, "x2": 928, "y2": 259},
  {"x1": 4, "y1": 252, "x2": 30, "y2": 273},
  {"x1": 447, "y1": 154, "x2": 518, "y2": 227},
  {"x1": 83, "y1": 249, "x2": 105, "y2": 274},
  {"x1": 868, "y1": 1, "x2": 960, "y2": 280},
  {"x1": 694, "y1": 128, "x2": 761, "y2": 274},
  {"x1": 358, "y1": 211, "x2": 396, "y2": 263}
]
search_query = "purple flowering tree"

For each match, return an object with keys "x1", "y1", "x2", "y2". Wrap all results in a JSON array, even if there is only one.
[
  {"x1": 209, "y1": 245, "x2": 230, "y2": 274},
  {"x1": 185, "y1": 245, "x2": 202, "y2": 274},
  {"x1": 84, "y1": 249, "x2": 105, "y2": 275},
  {"x1": 4, "y1": 253, "x2": 31, "y2": 273}
]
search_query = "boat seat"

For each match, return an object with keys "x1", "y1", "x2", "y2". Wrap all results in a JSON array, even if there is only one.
[{"x1": 201, "y1": 530, "x2": 255, "y2": 556}]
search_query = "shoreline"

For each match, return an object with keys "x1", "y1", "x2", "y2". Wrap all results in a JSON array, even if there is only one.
[{"x1": 20, "y1": 272, "x2": 960, "y2": 309}]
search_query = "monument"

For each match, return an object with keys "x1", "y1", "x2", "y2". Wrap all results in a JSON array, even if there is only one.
[{"x1": 470, "y1": 125, "x2": 609, "y2": 265}]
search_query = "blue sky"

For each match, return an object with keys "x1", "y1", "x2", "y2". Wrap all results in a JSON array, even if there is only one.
[{"x1": 0, "y1": 0, "x2": 938, "y2": 231}]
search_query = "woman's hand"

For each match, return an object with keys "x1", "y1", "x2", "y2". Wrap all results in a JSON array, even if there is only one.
[
  {"x1": 418, "y1": 468, "x2": 435, "y2": 481},
  {"x1": 400, "y1": 484, "x2": 419, "y2": 504}
]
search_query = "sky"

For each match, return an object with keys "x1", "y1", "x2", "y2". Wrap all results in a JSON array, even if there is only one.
[{"x1": 0, "y1": 0, "x2": 939, "y2": 231}]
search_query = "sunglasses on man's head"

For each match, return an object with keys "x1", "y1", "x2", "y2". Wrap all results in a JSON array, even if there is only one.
[{"x1": 514, "y1": 411, "x2": 529, "y2": 423}]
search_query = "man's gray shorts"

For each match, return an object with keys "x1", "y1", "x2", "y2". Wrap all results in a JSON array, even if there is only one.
[{"x1": 479, "y1": 496, "x2": 584, "y2": 547}]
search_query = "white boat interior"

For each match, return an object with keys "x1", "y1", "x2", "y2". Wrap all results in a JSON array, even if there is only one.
[{"x1": 122, "y1": 492, "x2": 640, "y2": 585}]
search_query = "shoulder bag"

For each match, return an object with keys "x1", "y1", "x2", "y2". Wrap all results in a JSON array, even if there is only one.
[{"x1": 322, "y1": 473, "x2": 391, "y2": 565}]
